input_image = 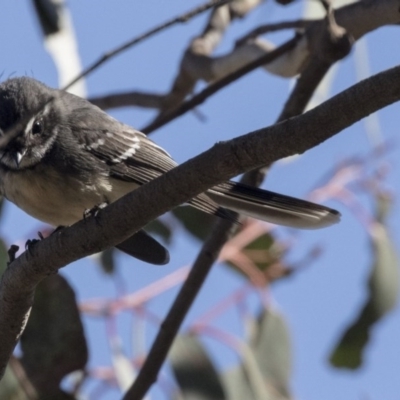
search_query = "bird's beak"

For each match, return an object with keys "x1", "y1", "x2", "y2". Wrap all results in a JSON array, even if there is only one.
[{"x1": 13, "y1": 150, "x2": 26, "y2": 168}]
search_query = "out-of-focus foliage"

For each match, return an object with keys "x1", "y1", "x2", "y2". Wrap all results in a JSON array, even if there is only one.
[
  {"x1": 20, "y1": 274, "x2": 88, "y2": 397},
  {"x1": 330, "y1": 193, "x2": 399, "y2": 368},
  {"x1": 169, "y1": 307, "x2": 292, "y2": 400},
  {"x1": 224, "y1": 308, "x2": 292, "y2": 400},
  {"x1": 170, "y1": 333, "x2": 227, "y2": 400}
]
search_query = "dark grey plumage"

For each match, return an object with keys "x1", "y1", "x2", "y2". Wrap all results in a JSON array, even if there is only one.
[{"x1": 0, "y1": 77, "x2": 340, "y2": 264}]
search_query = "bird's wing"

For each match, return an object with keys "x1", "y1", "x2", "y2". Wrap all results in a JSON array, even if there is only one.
[
  {"x1": 67, "y1": 102, "x2": 339, "y2": 229},
  {"x1": 68, "y1": 104, "x2": 176, "y2": 183},
  {"x1": 68, "y1": 104, "x2": 228, "y2": 217}
]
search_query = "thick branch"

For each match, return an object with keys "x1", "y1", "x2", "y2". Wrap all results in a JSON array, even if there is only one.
[
  {"x1": 1, "y1": 65, "x2": 400, "y2": 379},
  {"x1": 142, "y1": 36, "x2": 300, "y2": 134},
  {"x1": 89, "y1": 91, "x2": 166, "y2": 111},
  {"x1": 156, "y1": 0, "x2": 263, "y2": 114},
  {"x1": 127, "y1": 7, "x2": 353, "y2": 396},
  {"x1": 90, "y1": 0, "x2": 400, "y2": 113},
  {"x1": 123, "y1": 219, "x2": 236, "y2": 400}
]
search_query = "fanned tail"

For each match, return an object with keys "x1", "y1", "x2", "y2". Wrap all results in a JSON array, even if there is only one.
[{"x1": 206, "y1": 181, "x2": 340, "y2": 229}]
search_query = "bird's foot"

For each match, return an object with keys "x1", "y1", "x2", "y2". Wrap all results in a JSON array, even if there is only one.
[
  {"x1": 7, "y1": 244, "x2": 19, "y2": 265},
  {"x1": 25, "y1": 238, "x2": 40, "y2": 255},
  {"x1": 24, "y1": 231, "x2": 47, "y2": 255}
]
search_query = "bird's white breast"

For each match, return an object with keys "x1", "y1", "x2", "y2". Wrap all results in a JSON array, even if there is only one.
[{"x1": 1, "y1": 165, "x2": 139, "y2": 226}]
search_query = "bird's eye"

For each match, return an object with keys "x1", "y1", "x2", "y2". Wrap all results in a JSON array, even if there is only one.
[{"x1": 32, "y1": 118, "x2": 43, "y2": 135}]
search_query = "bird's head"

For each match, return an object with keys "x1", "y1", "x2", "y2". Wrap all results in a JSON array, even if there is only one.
[{"x1": 0, "y1": 77, "x2": 59, "y2": 170}]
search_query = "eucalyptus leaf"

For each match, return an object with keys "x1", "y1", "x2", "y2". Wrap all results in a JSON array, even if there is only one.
[
  {"x1": 20, "y1": 274, "x2": 88, "y2": 395},
  {"x1": 226, "y1": 232, "x2": 282, "y2": 279},
  {"x1": 224, "y1": 308, "x2": 292, "y2": 400},
  {"x1": 173, "y1": 207, "x2": 216, "y2": 241},
  {"x1": 249, "y1": 309, "x2": 291, "y2": 397},
  {"x1": 0, "y1": 237, "x2": 9, "y2": 276},
  {"x1": 169, "y1": 333, "x2": 226, "y2": 400},
  {"x1": 330, "y1": 194, "x2": 399, "y2": 369},
  {"x1": 0, "y1": 357, "x2": 35, "y2": 400},
  {"x1": 146, "y1": 219, "x2": 173, "y2": 244}
]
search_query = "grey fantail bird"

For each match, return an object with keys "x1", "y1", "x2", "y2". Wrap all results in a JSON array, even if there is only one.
[{"x1": 0, "y1": 77, "x2": 340, "y2": 264}]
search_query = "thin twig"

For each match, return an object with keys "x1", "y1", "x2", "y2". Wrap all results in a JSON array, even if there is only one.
[
  {"x1": 235, "y1": 19, "x2": 315, "y2": 47},
  {"x1": 142, "y1": 35, "x2": 301, "y2": 134},
  {"x1": 124, "y1": 9, "x2": 356, "y2": 399},
  {"x1": 122, "y1": 218, "x2": 237, "y2": 400},
  {"x1": 125, "y1": 35, "x2": 325, "y2": 398},
  {"x1": 155, "y1": 0, "x2": 264, "y2": 115},
  {"x1": 2, "y1": 65, "x2": 400, "y2": 381},
  {"x1": 62, "y1": 0, "x2": 233, "y2": 91},
  {"x1": 246, "y1": 3, "x2": 353, "y2": 183}
]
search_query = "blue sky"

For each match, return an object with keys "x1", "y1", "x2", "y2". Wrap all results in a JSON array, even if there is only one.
[{"x1": 1, "y1": 1, "x2": 400, "y2": 399}]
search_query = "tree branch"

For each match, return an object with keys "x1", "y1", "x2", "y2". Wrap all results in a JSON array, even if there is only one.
[
  {"x1": 125, "y1": 6, "x2": 356, "y2": 396},
  {"x1": 142, "y1": 36, "x2": 300, "y2": 134},
  {"x1": 88, "y1": 0, "x2": 399, "y2": 117},
  {"x1": 1, "y1": 65, "x2": 400, "y2": 381},
  {"x1": 153, "y1": 0, "x2": 264, "y2": 115},
  {"x1": 122, "y1": 218, "x2": 236, "y2": 400},
  {"x1": 9, "y1": 67, "x2": 394, "y2": 398},
  {"x1": 235, "y1": 19, "x2": 314, "y2": 47},
  {"x1": 62, "y1": 0, "x2": 234, "y2": 91}
]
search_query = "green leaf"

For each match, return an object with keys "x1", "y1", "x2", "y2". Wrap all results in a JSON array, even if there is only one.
[
  {"x1": 0, "y1": 357, "x2": 34, "y2": 400},
  {"x1": 223, "y1": 366, "x2": 256, "y2": 400},
  {"x1": 330, "y1": 194, "x2": 399, "y2": 369},
  {"x1": 173, "y1": 207, "x2": 217, "y2": 241},
  {"x1": 249, "y1": 309, "x2": 291, "y2": 397},
  {"x1": 0, "y1": 196, "x2": 5, "y2": 220},
  {"x1": 227, "y1": 232, "x2": 282, "y2": 278},
  {"x1": 169, "y1": 333, "x2": 226, "y2": 400},
  {"x1": 20, "y1": 274, "x2": 88, "y2": 394},
  {"x1": 146, "y1": 219, "x2": 173, "y2": 244},
  {"x1": 0, "y1": 237, "x2": 10, "y2": 276},
  {"x1": 224, "y1": 309, "x2": 292, "y2": 400}
]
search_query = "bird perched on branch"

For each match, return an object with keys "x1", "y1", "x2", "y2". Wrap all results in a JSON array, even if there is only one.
[{"x1": 0, "y1": 77, "x2": 340, "y2": 264}]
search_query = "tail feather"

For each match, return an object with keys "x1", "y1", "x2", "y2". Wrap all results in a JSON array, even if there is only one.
[
  {"x1": 207, "y1": 181, "x2": 340, "y2": 229},
  {"x1": 188, "y1": 192, "x2": 238, "y2": 222}
]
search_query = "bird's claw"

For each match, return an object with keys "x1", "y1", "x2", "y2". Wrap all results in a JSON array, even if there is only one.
[
  {"x1": 24, "y1": 231, "x2": 47, "y2": 255},
  {"x1": 25, "y1": 238, "x2": 40, "y2": 255},
  {"x1": 7, "y1": 244, "x2": 19, "y2": 265}
]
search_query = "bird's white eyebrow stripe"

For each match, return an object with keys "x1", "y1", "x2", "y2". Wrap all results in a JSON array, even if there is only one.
[
  {"x1": 24, "y1": 103, "x2": 51, "y2": 135},
  {"x1": 24, "y1": 116, "x2": 35, "y2": 135}
]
